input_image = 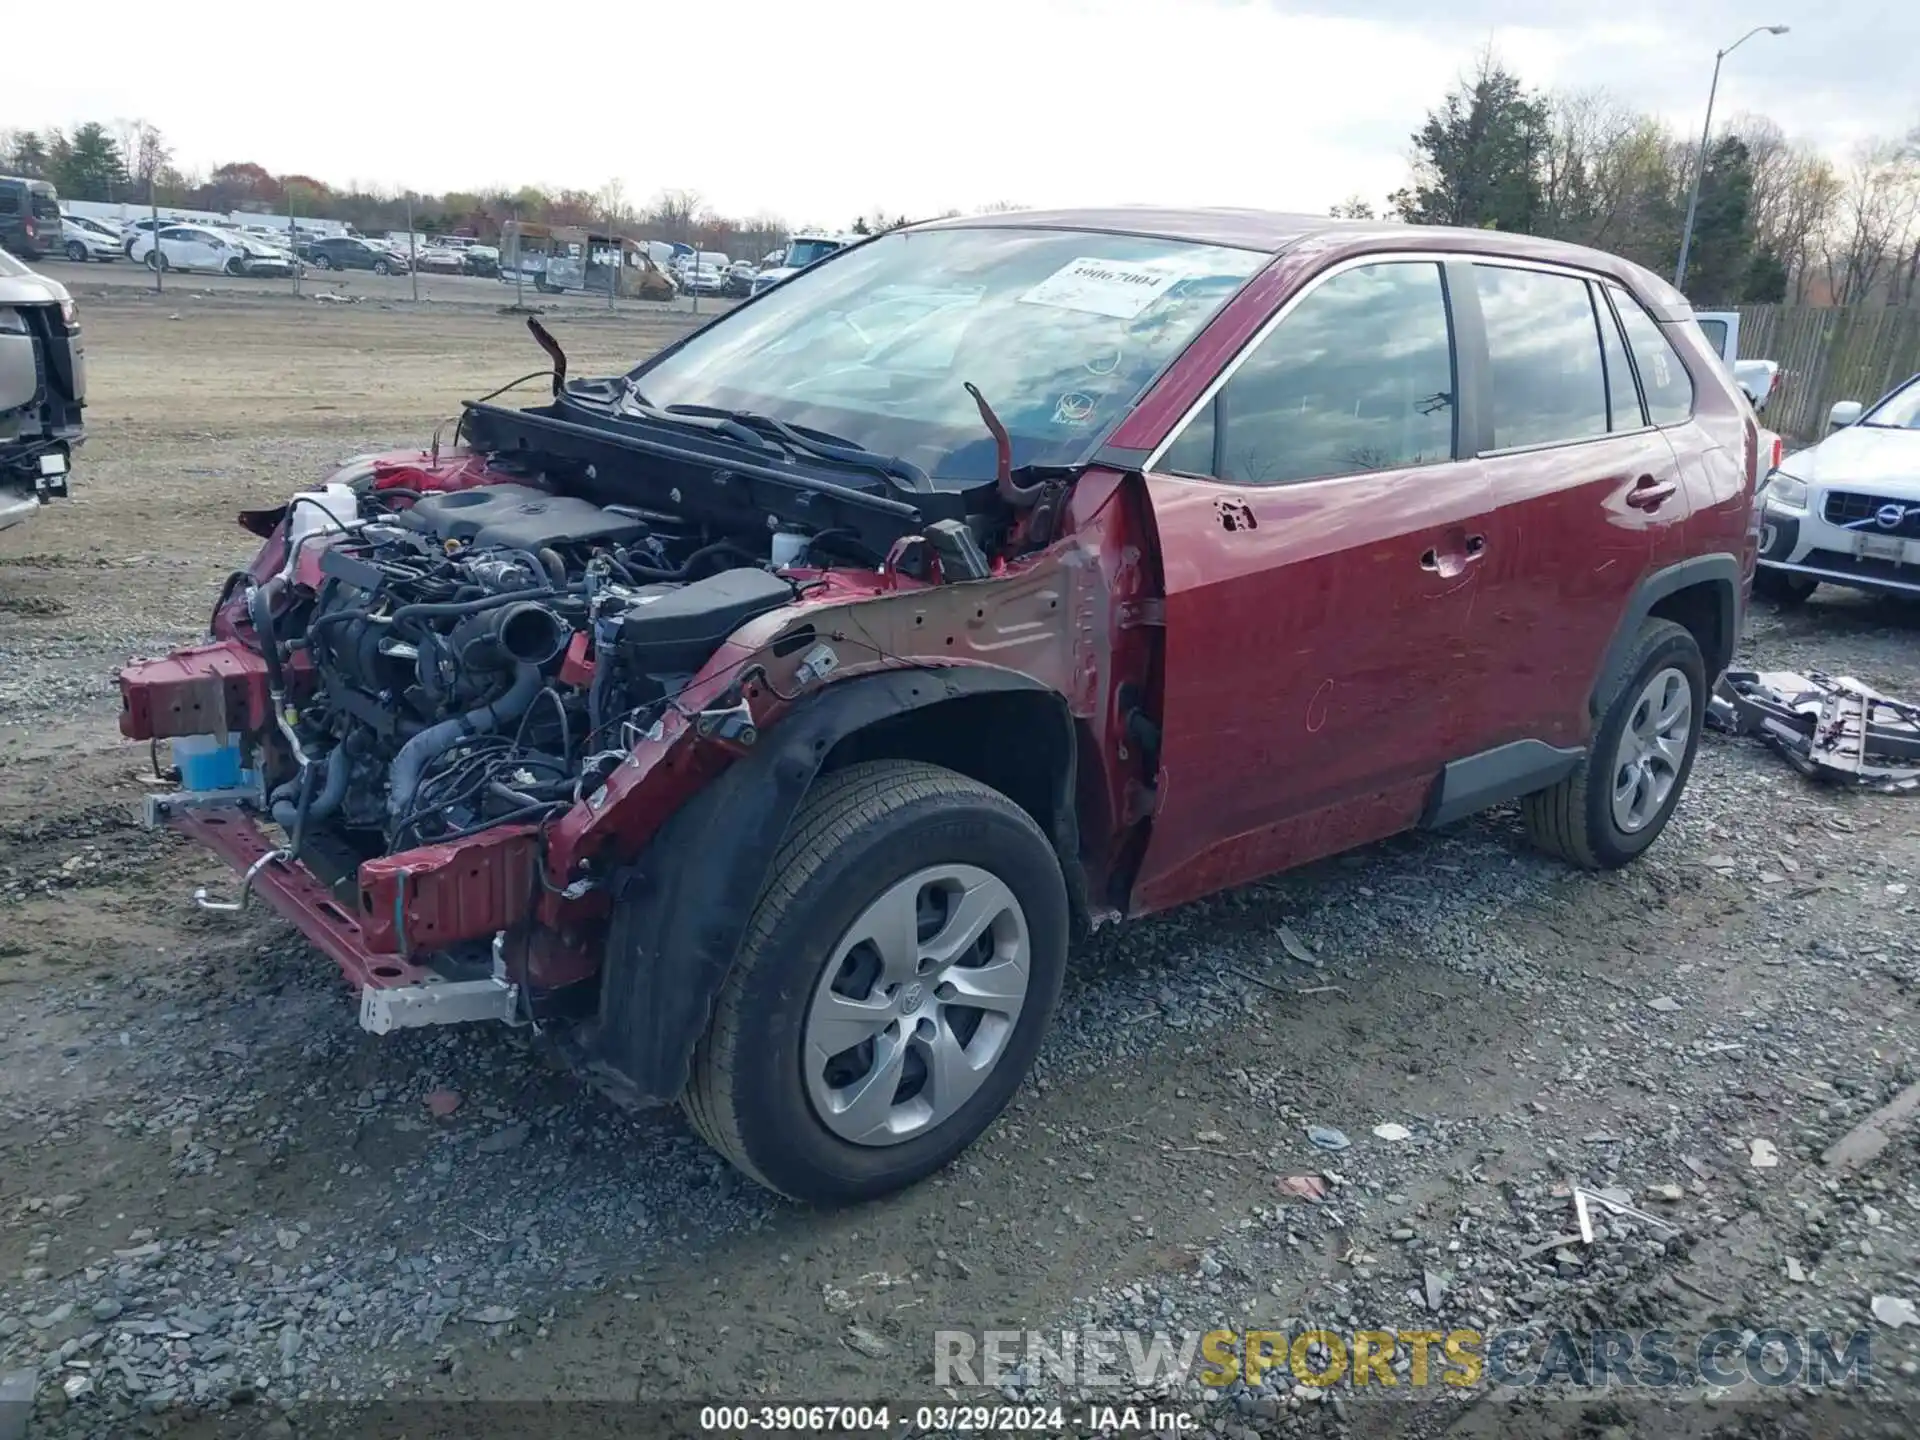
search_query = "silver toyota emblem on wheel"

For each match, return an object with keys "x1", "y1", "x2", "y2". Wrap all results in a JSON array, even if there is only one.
[{"x1": 1876, "y1": 503, "x2": 1907, "y2": 529}]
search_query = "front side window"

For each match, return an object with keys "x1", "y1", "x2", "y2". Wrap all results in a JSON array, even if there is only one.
[
  {"x1": 1611, "y1": 285, "x2": 1695, "y2": 426},
  {"x1": 630, "y1": 227, "x2": 1266, "y2": 483},
  {"x1": 1474, "y1": 265, "x2": 1608, "y2": 450},
  {"x1": 1158, "y1": 261, "x2": 1456, "y2": 485}
]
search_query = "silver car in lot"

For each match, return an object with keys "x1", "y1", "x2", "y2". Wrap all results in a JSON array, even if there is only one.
[{"x1": 0, "y1": 250, "x2": 83, "y2": 531}]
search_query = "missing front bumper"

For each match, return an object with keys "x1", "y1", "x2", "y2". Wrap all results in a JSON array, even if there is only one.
[{"x1": 151, "y1": 800, "x2": 526, "y2": 1032}]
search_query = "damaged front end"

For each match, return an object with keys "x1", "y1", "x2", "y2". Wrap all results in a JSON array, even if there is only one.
[{"x1": 119, "y1": 339, "x2": 1158, "y2": 1095}]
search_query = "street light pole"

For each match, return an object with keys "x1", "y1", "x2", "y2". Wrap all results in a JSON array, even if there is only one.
[{"x1": 1674, "y1": 23, "x2": 1789, "y2": 293}]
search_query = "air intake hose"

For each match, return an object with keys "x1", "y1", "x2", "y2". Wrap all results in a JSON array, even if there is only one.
[{"x1": 387, "y1": 662, "x2": 544, "y2": 825}]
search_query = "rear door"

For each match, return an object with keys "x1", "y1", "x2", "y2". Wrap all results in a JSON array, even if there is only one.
[
  {"x1": 1465, "y1": 262, "x2": 1682, "y2": 751},
  {"x1": 1130, "y1": 258, "x2": 1499, "y2": 915}
]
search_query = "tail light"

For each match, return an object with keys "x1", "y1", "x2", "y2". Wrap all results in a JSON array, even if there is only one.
[
  {"x1": 1769, "y1": 434, "x2": 1784, "y2": 472},
  {"x1": 22, "y1": 218, "x2": 35, "y2": 241}
]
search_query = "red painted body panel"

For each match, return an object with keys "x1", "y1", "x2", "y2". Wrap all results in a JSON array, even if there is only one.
[
  {"x1": 119, "y1": 643, "x2": 270, "y2": 741},
  {"x1": 1129, "y1": 461, "x2": 1495, "y2": 915},
  {"x1": 1473, "y1": 432, "x2": 1676, "y2": 749},
  {"x1": 171, "y1": 810, "x2": 435, "y2": 989}
]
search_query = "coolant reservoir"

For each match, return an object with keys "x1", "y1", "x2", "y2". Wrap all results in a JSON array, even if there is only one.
[{"x1": 283, "y1": 482, "x2": 360, "y2": 574}]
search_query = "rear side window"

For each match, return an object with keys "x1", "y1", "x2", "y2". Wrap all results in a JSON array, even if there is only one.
[
  {"x1": 1158, "y1": 260, "x2": 1456, "y2": 486},
  {"x1": 1473, "y1": 265, "x2": 1608, "y2": 450},
  {"x1": 1610, "y1": 285, "x2": 1695, "y2": 426},
  {"x1": 1596, "y1": 290, "x2": 1645, "y2": 431},
  {"x1": 0, "y1": 186, "x2": 18, "y2": 216}
]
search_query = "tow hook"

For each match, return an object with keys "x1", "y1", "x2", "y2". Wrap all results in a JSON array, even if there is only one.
[{"x1": 193, "y1": 847, "x2": 289, "y2": 914}]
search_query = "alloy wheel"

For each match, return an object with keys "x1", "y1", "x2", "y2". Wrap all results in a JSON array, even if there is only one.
[
  {"x1": 803, "y1": 864, "x2": 1030, "y2": 1147},
  {"x1": 1612, "y1": 666, "x2": 1692, "y2": 834}
]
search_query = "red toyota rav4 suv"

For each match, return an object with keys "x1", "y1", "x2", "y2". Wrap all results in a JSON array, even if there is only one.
[{"x1": 120, "y1": 209, "x2": 1758, "y2": 1202}]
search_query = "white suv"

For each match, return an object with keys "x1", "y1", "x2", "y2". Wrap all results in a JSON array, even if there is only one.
[{"x1": 1755, "y1": 373, "x2": 1920, "y2": 603}]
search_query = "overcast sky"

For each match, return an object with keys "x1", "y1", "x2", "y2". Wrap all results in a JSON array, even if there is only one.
[{"x1": 7, "y1": 0, "x2": 1911, "y2": 228}]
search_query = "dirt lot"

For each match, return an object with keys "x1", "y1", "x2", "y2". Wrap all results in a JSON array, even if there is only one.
[{"x1": 2, "y1": 290, "x2": 1918, "y2": 1440}]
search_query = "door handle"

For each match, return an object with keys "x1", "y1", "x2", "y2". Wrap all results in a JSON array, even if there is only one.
[
  {"x1": 1626, "y1": 475, "x2": 1678, "y2": 510},
  {"x1": 1421, "y1": 534, "x2": 1487, "y2": 576}
]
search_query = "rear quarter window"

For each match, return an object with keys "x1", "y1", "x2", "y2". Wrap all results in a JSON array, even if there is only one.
[{"x1": 1610, "y1": 285, "x2": 1695, "y2": 426}]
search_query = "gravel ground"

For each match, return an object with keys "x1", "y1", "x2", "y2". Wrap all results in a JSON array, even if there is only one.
[{"x1": 2, "y1": 291, "x2": 1917, "y2": 1440}]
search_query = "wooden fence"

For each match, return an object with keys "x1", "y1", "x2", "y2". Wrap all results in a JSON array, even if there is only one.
[{"x1": 1734, "y1": 305, "x2": 1920, "y2": 441}]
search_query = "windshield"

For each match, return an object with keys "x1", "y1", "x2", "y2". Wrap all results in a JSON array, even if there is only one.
[
  {"x1": 1863, "y1": 376, "x2": 1920, "y2": 430},
  {"x1": 785, "y1": 238, "x2": 840, "y2": 268},
  {"x1": 629, "y1": 227, "x2": 1265, "y2": 482}
]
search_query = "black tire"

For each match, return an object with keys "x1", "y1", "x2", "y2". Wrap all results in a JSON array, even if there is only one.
[
  {"x1": 312, "y1": 254, "x2": 332, "y2": 270},
  {"x1": 144, "y1": 249, "x2": 167, "y2": 272},
  {"x1": 1753, "y1": 567, "x2": 1817, "y2": 606},
  {"x1": 224, "y1": 257, "x2": 245, "y2": 276},
  {"x1": 373, "y1": 259, "x2": 391, "y2": 276},
  {"x1": 1522, "y1": 618, "x2": 1705, "y2": 871},
  {"x1": 66, "y1": 240, "x2": 88, "y2": 263},
  {"x1": 680, "y1": 760, "x2": 1068, "y2": 1204}
]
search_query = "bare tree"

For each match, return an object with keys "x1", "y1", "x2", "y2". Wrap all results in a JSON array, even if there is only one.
[
  {"x1": 1823, "y1": 141, "x2": 1920, "y2": 304},
  {"x1": 596, "y1": 177, "x2": 634, "y2": 229},
  {"x1": 1733, "y1": 115, "x2": 1840, "y2": 301},
  {"x1": 644, "y1": 189, "x2": 703, "y2": 244}
]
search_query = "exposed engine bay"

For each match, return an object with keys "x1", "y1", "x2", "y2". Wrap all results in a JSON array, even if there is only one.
[{"x1": 260, "y1": 477, "x2": 814, "y2": 863}]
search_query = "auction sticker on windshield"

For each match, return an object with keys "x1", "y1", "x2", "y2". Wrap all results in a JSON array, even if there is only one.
[{"x1": 1020, "y1": 257, "x2": 1186, "y2": 319}]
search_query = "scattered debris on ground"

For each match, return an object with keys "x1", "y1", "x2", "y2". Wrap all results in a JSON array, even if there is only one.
[{"x1": 1712, "y1": 668, "x2": 1920, "y2": 790}]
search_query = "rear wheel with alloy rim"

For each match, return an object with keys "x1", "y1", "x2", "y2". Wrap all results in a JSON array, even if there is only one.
[
  {"x1": 1523, "y1": 618, "x2": 1705, "y2": 869},
  {"x1": 681, "y1": 760, "x2": 1068, "y2": 1202}
]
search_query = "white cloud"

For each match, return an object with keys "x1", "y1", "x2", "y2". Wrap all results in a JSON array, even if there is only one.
[{"x1": 6, "y1": 0, "x2": 1908, "y2": 223}]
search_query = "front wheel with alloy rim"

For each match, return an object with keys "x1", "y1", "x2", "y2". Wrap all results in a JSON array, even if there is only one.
[
  {"x1": 681, "y1": 760, "x2": 1068, "y2": 1203},
  {"x1": 1522, "y1": 618, "x2": 1705, "y2": 870},
  {"x1": 66, "y1": 241, "x2": 89, "y2": 262}
]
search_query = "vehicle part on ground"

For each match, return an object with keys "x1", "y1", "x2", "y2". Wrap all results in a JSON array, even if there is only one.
[{"x1": 1710, "y1": 670, "x2": 1920, "y2": 792}]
